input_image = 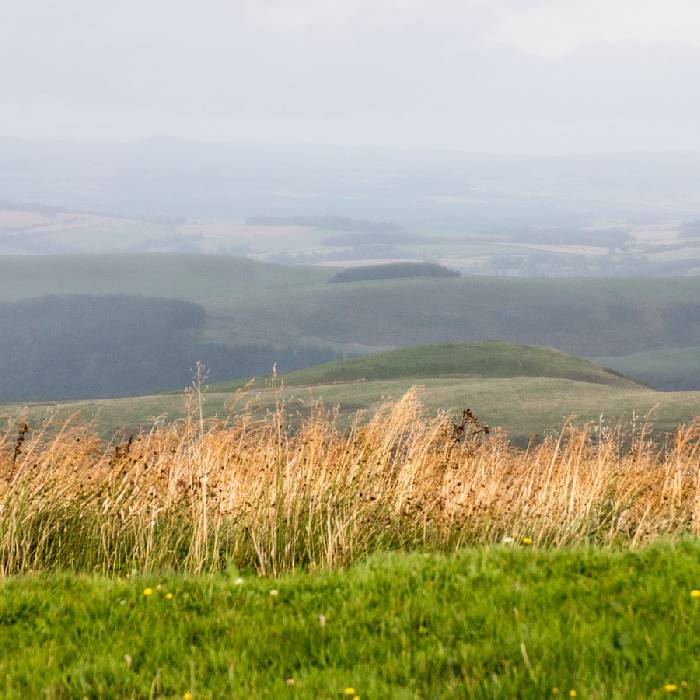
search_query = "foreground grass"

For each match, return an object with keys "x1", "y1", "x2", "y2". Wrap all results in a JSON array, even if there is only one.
[
  {"x1": 3, "y1": 390, "x2": 700, "y2": 577},
  {"x1": 3, "y1": 544, "x2": 700, "y2": 698}
]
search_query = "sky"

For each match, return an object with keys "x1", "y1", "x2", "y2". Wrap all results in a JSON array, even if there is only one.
[{"x1": 2, "y1": 0, "x2": 700, "y2": 154}]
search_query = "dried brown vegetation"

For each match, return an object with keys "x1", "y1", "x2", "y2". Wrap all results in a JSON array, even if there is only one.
[{"x1": 1, "y1": 388, "x2": 700, "y2": 577}]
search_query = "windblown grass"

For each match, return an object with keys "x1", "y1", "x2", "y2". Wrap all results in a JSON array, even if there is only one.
[{"x1": 1, "y1": 388, "x2": 700, "y2": 576}]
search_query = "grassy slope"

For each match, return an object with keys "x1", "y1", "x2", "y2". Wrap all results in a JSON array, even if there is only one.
[
  {"x1": 3, "y1": 543, "x2": 700, "y2": 698},
  {"x1": 4, "y1": 255, "x2": 700, "y2": 355},
  {"x1": 5, "y1": 375, "x2": 699, "y2": 443},
  {"x1": 2, "y1": 342, "x2": 696, "y2": 441},
  {"x1": 215, "y1": 341, "x2": 641, "y2": 389},
  {"x1": 597, "y1": 346, "x2": 700, "y2": 391}
]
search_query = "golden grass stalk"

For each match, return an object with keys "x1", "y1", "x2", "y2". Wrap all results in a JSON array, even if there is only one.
[{"x1": 1, "y1": 388, "x2": 699, "y2": 576}]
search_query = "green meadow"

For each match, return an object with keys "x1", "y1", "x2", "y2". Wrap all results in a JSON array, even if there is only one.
[{"x1": 3, "y1": 543, "x2": 700, "y2": 698}]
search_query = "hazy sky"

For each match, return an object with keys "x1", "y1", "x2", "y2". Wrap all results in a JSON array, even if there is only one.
[{"x1": 3, "y1": 0, "x2": 700, "y2": 153}]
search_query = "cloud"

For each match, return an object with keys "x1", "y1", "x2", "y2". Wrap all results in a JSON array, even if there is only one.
[
  {"x1": 487, "y1": 0, "x2": 700, "y2": 56},
  {"x1": 1, "y1": 0, "x2": 699, "y2": 152}
]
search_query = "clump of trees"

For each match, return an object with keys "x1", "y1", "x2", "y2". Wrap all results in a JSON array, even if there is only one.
[
  {"x1": 0, "y1": 295, "x2": 338, "y2": 402},
  {"x1": 329, "y1": 262, "x2": 460, "y2": 283}
]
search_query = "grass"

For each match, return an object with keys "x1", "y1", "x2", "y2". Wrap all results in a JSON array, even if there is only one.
[
  {"x1": 213, "y1": 341, "x2": 642, "y2": 389},
  {"x1": 2, "y1": 389, "x2": 700, "y2": 577},
  {"x1": 4, "y1": 543, "x2": 700, "y2": 697},
  {"x1": 5, "y1": 361, "x2": 698, "y2": 442},
  {"x1": 4, "y1": 382, "x2": 700, "y2": 697}
]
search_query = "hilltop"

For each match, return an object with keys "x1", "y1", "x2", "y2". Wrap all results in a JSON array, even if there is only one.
[{"x1": 229, "y1": 341, "x2": 641, "y2": 389}]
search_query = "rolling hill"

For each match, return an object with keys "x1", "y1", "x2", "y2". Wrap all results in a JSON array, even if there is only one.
[
  {"x1": 4, "y1": 341, "x2": 698, "y2": 444},
  {"x1": 3, "y1": 254, "x2": 700, "y2": 357},
  {"x1": 214, "y1": 341, "x2": 642, "y2": 390}
]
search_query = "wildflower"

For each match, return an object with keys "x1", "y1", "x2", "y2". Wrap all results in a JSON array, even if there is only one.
[
  {"x1": 234, "y1": 577, "x2": 244, "y2": 586},
  {"x1": 183, "y1": 693, "x2": 193, "y2": 700},
  {"x1": 569, "y1": 691, "x2": 577, "y2": 698},
  {"x1": 319, "y1": 614, "x2": 327, "y2": 627},
  {"x1": 143, "y1": 588, "x2": 153, "y2": 596},
  {"x1": 270, "y1": 589, "x2": 279, "y2": 597},
  {"x1": 124, "y1": 654, "x2": 132, "y2": 667},
  {"x1": 501, "y1": 536, "x2": 515, "y2": 544},
  {"x1": 664, "y1": 684, "x2": 678, "y2": 693},
  {"x1": 165, "y1": 592, "x2": 174, "y2": 600},
  {"x1": 156, "y1": 584, "x2": 163, "y2": 591},
  {"x1": 690, "y1": 590, "x2": 700, "y2": 599},
  {"x1": 344, "y1": 689, "x2": 356, "y2": 695},
  {"x1": 682, "y1": 681, "x2": 689, "y2": 688},
  {"x1": 552, "y1": 689, "x2": 559, "y2": 695},
  {"x1": 522, "y1": 537, "x2": 533, "y2": 546}
]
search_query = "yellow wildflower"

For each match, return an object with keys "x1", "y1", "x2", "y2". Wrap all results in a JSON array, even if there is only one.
[
  {"x1": 143, "y1": 588, "x2": 153, "y2": 597},
  {"x1": 691, "y1": 590, "x2": 700, "y2": 599},
  {"x1": 165, "y1": 592, "x2": 174, "y2": 600},
  {"x1": 522, "y1": 536, "x2": 533, "y2": 545},
  {"x1": 569, "y1": 692, "x2": 577, "y2": 698},
  {"x1": 664, "y1": 684, "x2": 678, "y2": 693},
  {"x1": 343, "y1": 689, "x2": 356, "y2": 695},
  {"x1": 156, "y1": 584, "x2": 163, "y2": 591},
  {"x1": 183, "y1": 693, "x2": 193, "y2": 700}
]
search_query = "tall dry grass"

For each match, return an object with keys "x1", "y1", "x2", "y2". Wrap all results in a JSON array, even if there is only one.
[{"x1": 1, "y1": 388, "x2": 700, "y2": 576}]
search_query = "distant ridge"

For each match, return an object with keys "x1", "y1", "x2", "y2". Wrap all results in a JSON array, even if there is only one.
[{"x1": 329, "y1": 262, "x2": 459, "y2": 283}]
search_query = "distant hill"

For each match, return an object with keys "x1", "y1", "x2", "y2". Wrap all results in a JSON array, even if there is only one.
[
  {"x1": 0, "y1": 294, "x2": 338, "y2": 402},
  {"x1": 596, "y1": 346, "x2": 700, "y2": 391},
  {"x1": 215, "y1": 341, "x2": 641, "y2": 391},
  {"x1": 329, "y1": 262, "x2": 459, "y2": 283},
  {"x1": 5, "y1": 255, "x2": 700, "y2": 356}
]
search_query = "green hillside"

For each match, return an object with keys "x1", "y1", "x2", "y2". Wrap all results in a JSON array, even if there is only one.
[
  {"x1": 4, "y1": 255, "x2": 700, "y2": 355},
  {"x1": 597, "y1": 346, "x2": 700, "y2": 391},
  {"x1": 4, "y1": 342, "x2": 698, "y2": 443},
  {"x1": 219, "y1": 341, "x2": 641, "y2": 389}
]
